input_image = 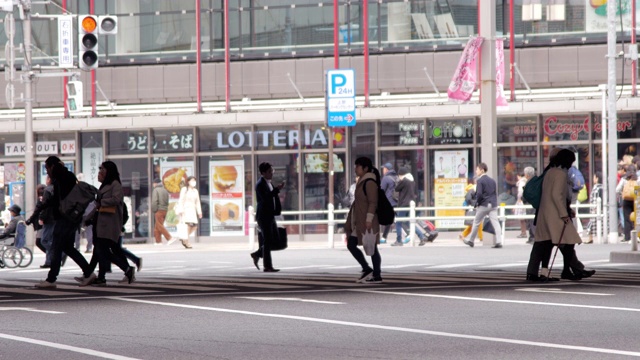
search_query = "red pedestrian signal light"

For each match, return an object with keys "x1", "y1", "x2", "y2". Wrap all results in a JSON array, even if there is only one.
[{"x1": 78, "y1": 15, "x2": 98, "y2": 71}]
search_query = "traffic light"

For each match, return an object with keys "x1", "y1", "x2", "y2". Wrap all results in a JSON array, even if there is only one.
[
  {"x1": 98, "y1": 15, "x2": 118, "y2": 35},
  {"x1": 78, "y1": 15, "x2": 98, "y2": 70},
  {"x1": 66, "y1": 81, "x2": 83, "y2": 112}
]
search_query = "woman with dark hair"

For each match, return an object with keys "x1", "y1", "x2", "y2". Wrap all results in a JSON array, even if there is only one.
[
  {"x1": 176, "y1": 175, "x2": 202, "y2": 249},
  {"x1": 616, "y1": 164, "x2": 638, "y2": 242},
  {"x1": 344, "y1": 157, "x2": 383, "y2": 283},
  {"x1": 85, "y1": 161, "x2": 135, "y2": 286},
  {"x1": 528, "y1": 148, "x2": 595, "y2": 281}
]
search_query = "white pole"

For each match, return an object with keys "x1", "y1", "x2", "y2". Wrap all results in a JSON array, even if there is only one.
[
  {"x1": 607, "y1": 0, "x2": 619, "y2": 244},
  {"x1": 327, "y1": 203, "x2": 334, "y2": 248},
  {"x1": 21, "y1": 0, "x2": 35, "y2": 248},
  {"x1": 409, "y1": 200, "x2": 416, "y2": 247},
  {"x1": 248, "y1": 205, "x2": 255, "y2": 250},
  {"x1": 600, "y1": 84, "x2": 608, "y2": 243}
]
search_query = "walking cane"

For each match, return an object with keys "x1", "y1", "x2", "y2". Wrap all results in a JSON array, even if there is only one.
[{"x1": 547, "y1": 221, "x2": 568, "y2": 278}]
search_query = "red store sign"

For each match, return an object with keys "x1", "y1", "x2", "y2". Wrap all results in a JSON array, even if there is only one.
[{"x1": 513, "y1": 116, "x2": 633, "y2": 141}]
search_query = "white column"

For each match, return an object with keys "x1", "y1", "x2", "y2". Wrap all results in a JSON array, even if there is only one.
[{"x1": 480, "y1": 1, "x2": 497, "y2": 179}]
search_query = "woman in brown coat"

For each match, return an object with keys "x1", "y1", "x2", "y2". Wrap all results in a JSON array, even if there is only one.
[
  {"x1": 533, "y1": 149, "x2": 595, "y2": 281},
  {"x1": 344, "y1": 157, "x2": 382, "y2": 284}
]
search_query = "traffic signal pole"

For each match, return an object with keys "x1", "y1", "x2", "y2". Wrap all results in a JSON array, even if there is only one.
[{"x1": 21, "y1": 0, "x2": 35, "y2": 247}]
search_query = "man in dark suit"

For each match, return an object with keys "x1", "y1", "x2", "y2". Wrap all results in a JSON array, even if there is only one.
[{"x1": 250, "y1": 162, "x2": 284, "y2": 272}]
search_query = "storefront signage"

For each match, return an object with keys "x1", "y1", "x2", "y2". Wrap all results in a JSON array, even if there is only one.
[
  {"x1": 81, "y1": 147, "x2": 102, "y2": 189},
  {"x1": 428, "y1": 120, "x2": 474, "y2": 144},
  {"x1": 5, "y1": 141, "x2": 72, "y2": 156},
  {"x1": 209, "y1": 159, "x2": 245, "y2": 236},
  {"x1": 158, "y1": 159, "x2": 194, "y2": 238},
  {"x1": 127, "y1": 133, "x2": 194, "y2": 152},
  {"x1": 540, "y1": 116, "x2": 632, "y2": 141},
  {"x1": 398, "y1": 122, "x2": 423, "y2": 145},
  {"x1": 60, "y1": 140, "x2": 76, "y2": 154},
  {"x1": 217, "y1": 129, "x2": 327, "y2": 149},
  {"x1": 433, "y1": 150, "x2": 468, "y2": 229}
]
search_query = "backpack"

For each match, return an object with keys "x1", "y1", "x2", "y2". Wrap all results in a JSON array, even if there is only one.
[
  {"x1": 568, "y1": 166, "x2": 585, "y2": 192},
  {"x1": 623, "y1": 179, "x2": 637, "y2": 201},
  {"x1": 59, "y1": 181, "x2": 98, "y2": 224},
  {"x1": 522, "y1": 170, "x2": 547, "y2": 210},
  {"x1": 362, "y1": 178, "x2": 396, "y2": 226}
]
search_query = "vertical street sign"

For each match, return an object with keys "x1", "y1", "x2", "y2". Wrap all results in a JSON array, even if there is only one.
[
  {"x1": 58, "y1": 15, "x2": 73, "y2": 68},
  {"x1": 326, "y1": 69, "x2": 356, "y2": 127}
]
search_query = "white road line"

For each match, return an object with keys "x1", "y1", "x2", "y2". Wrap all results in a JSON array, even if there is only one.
[
  {"x1": 426, "y1": 263, "x2": 481, "y2": 269},
  {"x1": 385, "y1": 264, "x2": 431, "y2": 269},
  {"x1": 354, "y1": 289, "x2": 640, "y2": 313},
  {"x1": 581, "y1": 259, "x2": 609, "y2": 264},
  {"x1": 515, "y1": 288, "x2": 613, "y2": 296},
  {"x1": 0, "y1": 332, "x2": 140, "y2": 359},
  {"x1": 479, "y1": 263, "x2": 528, "y2": 268},
  {"x1": 0, "y1": 307, "x2": 65, "y2": 314},
  {"x1": 276, "y1": 265, "x2": 334, "y2": 270},
  {"x1": 0, "y1": 286, "x2": 85, "y2": 296},
  {"x1": 236, "y1": 297, "x2": 345, "y2": 304},
  {"x1": 110, "y1": 297, "x2": 640, "y2": 357}
]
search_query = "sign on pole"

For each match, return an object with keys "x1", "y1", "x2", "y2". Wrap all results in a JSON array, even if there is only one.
[
  {"x1": 326, "y1": 69, "x2": 356, "y2": 127},
  {"x1": 58, "y1": 15, "x2": 73, "y2": 68}
]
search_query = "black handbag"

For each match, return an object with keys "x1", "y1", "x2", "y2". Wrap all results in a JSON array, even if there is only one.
[{"x1": 272, "y1": 227, "x2": 288, "y2": 251}]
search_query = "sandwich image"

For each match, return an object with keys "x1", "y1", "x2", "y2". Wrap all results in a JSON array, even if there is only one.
[
  {"x1": 214, "y1": 202, "x2": 240, "y2": 222},
  {"x1": 212, "y1": 166, "x2": 238, "y2": 192},
  {"x1": 162, "y1": 167, "x2": 187, "y2": 193}
]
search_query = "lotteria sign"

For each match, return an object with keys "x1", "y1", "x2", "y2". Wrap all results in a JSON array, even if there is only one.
[
  {"x1": 514, "y1": 116, "x2": 633, "y2": 141},
  {"x1": 217, "y1": 128, "x2": 328, "y2": 149}
]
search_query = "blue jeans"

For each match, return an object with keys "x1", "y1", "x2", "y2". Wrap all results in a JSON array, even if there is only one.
[
  {"x1": 41, "y1": 223, "x2": 55, "y2": 265},
  {"x1": 395, "y1": 210, "x2": 425, "y2": 243}
]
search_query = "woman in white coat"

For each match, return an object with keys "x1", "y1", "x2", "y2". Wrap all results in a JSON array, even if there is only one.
[
  {"x1": 533, "y1": 148, "x2": 595, "y2": 281},
  {"x1": 177, "y1": 176, "x2": 202, "y2": 249}
]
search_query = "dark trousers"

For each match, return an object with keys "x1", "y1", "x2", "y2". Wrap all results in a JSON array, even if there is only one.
[
  {"x1": 559, "y1": 244, "x2": 585, "y2": 274},
  {"x1": 382, "y1": 224, "x2": 392, "y2": 239},
  {"x1": 623, "y1": 200, "x2": 634, "y2": 241},
  {"x1": 119, "y1": 236, "x2": 140, "y2": 264},
  {"x1": 35, "y1": 237, "x2": 46, "y2": 254},
  {"x1": 46, "y1": 218, "x2": 90, "y2": 283},
  {"x1": 252, "y1": 219, "x2": 275, "y2": 269},
  {"x1": 526, "y1": 240, "x2": 553, "y2": 276},
  {"x1": 92, "y1": 237, "x2": 131, "y2": 280},
  {"x1": 347, "y1": 235, "x2": 382, "y2": 279}
]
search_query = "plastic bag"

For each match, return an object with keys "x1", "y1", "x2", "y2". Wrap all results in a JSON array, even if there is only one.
[
  {"x1": 362, "y1": 229, "x2": 377, "y2": 256},
  {"x1": 176, "y1": 223, "x2": 189, "y2": 239}
]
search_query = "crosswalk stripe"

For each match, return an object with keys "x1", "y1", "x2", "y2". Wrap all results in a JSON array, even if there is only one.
[
  {"x1": 55, "y1": 284, "x2": 161, "y2": 294},
  {"x1": 0, "y1": 286, "x2": 85, "y2": 296},
  {"x1": 426, "y1": 263, "x2": 482, "y2": 269}
]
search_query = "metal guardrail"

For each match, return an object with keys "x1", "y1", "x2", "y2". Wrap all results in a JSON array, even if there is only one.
[{"x1": 246, "y1": 198, "x2": 604, "y2": 249}]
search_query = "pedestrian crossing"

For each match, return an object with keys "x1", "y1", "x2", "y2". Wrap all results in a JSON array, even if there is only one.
[{"x1": 1, "y1": 266, "x2": 640, "y2": 301}]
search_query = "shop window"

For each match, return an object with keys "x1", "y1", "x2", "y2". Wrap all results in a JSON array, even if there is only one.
[
  {"x1": 427, "y1": 119, "x2": 474, "y2": 145},
  {"x1": 35, "y1": 132, "x2": 76, "y2": 157},
  {"x1": 497, "y1": 116, "x2": 537, "y2": 143},
  {"x1": 377, "y1": 149, "x2": 425, "y2": 205},
  {"x1": 302, "y1": 124, "x2": 345, "y2": 150},
  {"x1": 152, "y1": 129, "x2": 194, "y2": 154},
  {"x1": 302, "y1": 152, "x2": 347, "y2": 235},
  {"x1": 497, "y1": 146, "x2": 539, "y2": 230},
  {"x1": 350, "y1": 122, "x2": 375, "y2": 161},
  {"x1": 256, "y1": 153, "x2": 300, "y2": 236},
  {"x1": 199, "y1": 127, "x2": 251, "y2": 152},
  {"x1": 379, "y1": 121, "x2": 425, "y2": 147},
  {"x1": 254, "y1": 125, "x2": 301, "y2": 151},
  {"x1": 108, "y1": 158, "x2": 150, "y2": 242},
  {"x1": 197, "y1": 155, "x2": 251, "y2": 238},
  {"x1": 541, "y1": 114, "x2": 590, "y2": 142},
  {"x1": 0, "y1": 133, "x2": 32, "y2": 157}
]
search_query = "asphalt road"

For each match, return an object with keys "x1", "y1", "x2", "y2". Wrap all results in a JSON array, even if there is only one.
[{"x1": 1, "y1": 241, "x2": 640, "y2": 360}]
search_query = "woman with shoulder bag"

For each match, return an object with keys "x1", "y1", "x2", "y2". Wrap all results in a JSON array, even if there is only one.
[
  {"x1": 344, "y1": 157, "x2": 383, "y2": 284},
  {"x1": 81, "y1": 161, "x2": 136, "y2": 286}
]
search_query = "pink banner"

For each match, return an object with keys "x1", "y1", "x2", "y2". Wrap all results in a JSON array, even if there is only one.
[
  {"x1": 495, "y1": 39, "x2": 508, "y2": 108},
  {"x1": 447, "y1": 37, "x2": 483, "y2": 104}
]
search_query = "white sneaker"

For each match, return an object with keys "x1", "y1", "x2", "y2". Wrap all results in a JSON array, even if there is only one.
[
  {"x1": 79, "y1": 273, "x2": 97, "y2": 287},
  {"x1": 35, "y1": 280, "x2": 56, "y2": 289}
]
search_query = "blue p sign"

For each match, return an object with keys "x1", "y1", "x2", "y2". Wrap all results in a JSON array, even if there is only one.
[{"x1": 330, "y1": 74, "x2": 346, "y2": 95}]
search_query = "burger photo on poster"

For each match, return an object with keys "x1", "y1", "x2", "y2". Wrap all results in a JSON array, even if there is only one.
[{"x1": 212, "y1": 166, "x2": 239, "y2": 192}]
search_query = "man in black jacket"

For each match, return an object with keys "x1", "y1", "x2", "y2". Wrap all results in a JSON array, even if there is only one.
[
  {"x1": 29, "y1": 156, "x2": 95, "y2": 288},
  {"x1": 250, "y1": 162, "x2": 284, "y2": 272},
  {"x1": 463, "y1": 163, "x2": 503, "y2": 248}
]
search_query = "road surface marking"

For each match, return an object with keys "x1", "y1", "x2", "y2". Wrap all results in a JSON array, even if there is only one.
[
  {"x1": 111, "y1": 297, "x2": 640, "y2": 357},
  {"x1": 426, "y1": 263, "x2": 481, "y2": 269},
  {"x1": 0, "y1": 286, "x2": 85, "y2": 296},
  {"x1": 479, "y1": 263, "x2": 528, "y2": 268},
  {"x1": 354, "y1": 289, "x2": 640, "y2": 312},
  {"x1": 0, "y1": 332, "x2": 140, "y2": 359},
  {"x1": 0, "y1": 307, "x2": 64, "y2": 314},
  {"x1": 515, "y1": 288, "x2": 613, "y2": 296},
  {"x1": 236, "y1": 297, "x2": 345, "y2": 304},
  {"x1": 275, "y1": 265, "x2": 334, "y2": 270},
  {"x1": 385, "y1": 264, "x2": 431, "y2": 269}
]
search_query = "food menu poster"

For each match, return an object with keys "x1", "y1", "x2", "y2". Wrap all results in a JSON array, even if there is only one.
[
  {"x1": 209, "y1": 160, "x2": 245, "y2": 237},
  {"x1": 433, "y1": 178, "x2": 467, "y2": 229},
  {"x1": 159, "y1": 159, "x2": 194, "y2": 236}
]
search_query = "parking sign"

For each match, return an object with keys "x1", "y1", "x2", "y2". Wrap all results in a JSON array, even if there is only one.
[{"x1": 326, "y1": 69, "x2": 356, "y2": 127}]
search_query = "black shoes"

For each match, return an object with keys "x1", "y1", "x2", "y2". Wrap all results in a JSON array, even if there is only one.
[
  {"x1": 463, "y1": 239, "x2": 474, "y2": 248},
  {"x1": 580, "y1": 269, "x2": 596, "y2": 278},
  {"x1": 526, "y1": 274, "x2": 560, "y2": 282},
  {"x1": 250, "y1": 253, "x2": 260, "y2": 270},
  {"x1": 263, "y1": 268, "x2": 280, "y2": 273},
  {"x1": 492, "y1": 243, "x2": 503, "y2": 249},
  {"x1": 357, "y1": 268, "x2": 374, "y2": 283},
  {"x1": 561, "y1": 272, "x2": 582, "y2": 281},
  {"x1": 40, "y1": 264, "x2": 50, "y2": 269},
  {"x1": 125, "y1": 267, "x2": 136, "y2": 284}
]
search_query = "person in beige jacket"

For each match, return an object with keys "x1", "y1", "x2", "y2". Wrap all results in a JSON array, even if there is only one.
[
  {"x1": 532, "y1": 148, "x2": 595, "y2": 281},
  {"x1": 345, "y1": 157, "x2": 382, "y2": 284}
]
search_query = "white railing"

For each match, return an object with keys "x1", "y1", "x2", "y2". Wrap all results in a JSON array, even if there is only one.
[{"x1": 246, "y1": 198, "x2": 604, "y2": 249}]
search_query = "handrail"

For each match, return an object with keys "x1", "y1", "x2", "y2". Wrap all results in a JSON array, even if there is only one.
[{"x1": 246, "y1": 200, "x2": 605, "y2": 250}]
